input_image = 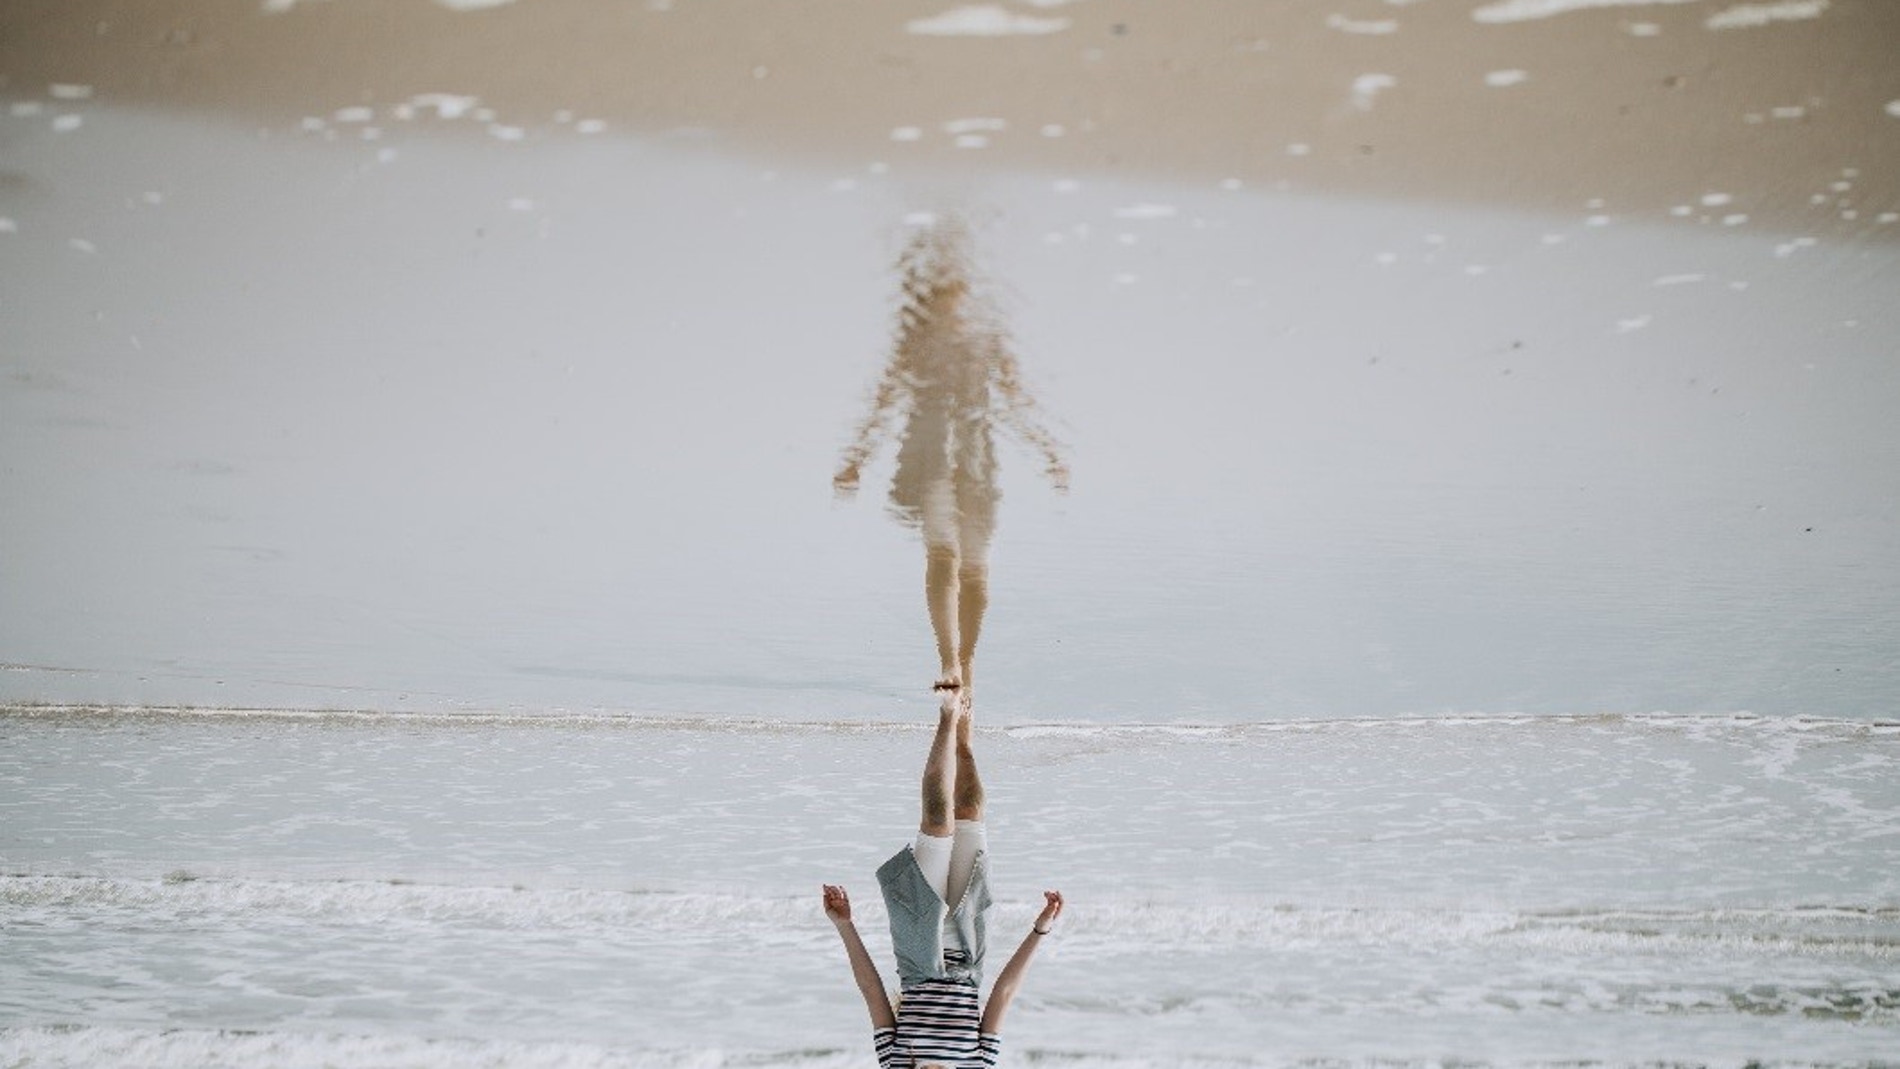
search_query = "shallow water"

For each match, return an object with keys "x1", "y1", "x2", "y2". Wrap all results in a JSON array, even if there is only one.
[{"x1": 3, "y1": 707, "x2": 1898, "y2": 1066}]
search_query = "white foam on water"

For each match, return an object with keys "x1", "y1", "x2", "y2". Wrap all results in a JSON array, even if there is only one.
[
  {"x1": 6, "y1": 701, "x2": 1897, "y2": 1060},
  {"x1": 1351, "y1": 73, "x2": 1397, "y2": 111},
  {"x1": 906, "y1": 5, "x2": 1071, "y2": 36},
  {"x1": 942, "y1": 116, "x2": 1007, "y2": 134},
  {"x1": 50, "y1": 114, "x2": 83, "y2": 132},
  {"x1": 1706, "y1": 0, "x2": 1830, "y2": 30},
  {"x1": 1886, "y1": 99, "x2": 1900, "y2": 118},
  {"x1": 435, "y1": 0, "x2": 519, "y2": 10},
  {"x1": 48, "y1": 83, "x2": 94, "y2": 100},
  {"x1": 1327, "y1": 14, "x2": 1400, "y2": 34},
  {"x1": 408, "y1": 92, "x2": 481, "y2": 119},
  {"x1": 0, "y1": 1026, "x2": 858, "y2": 1069},
  {"x1": 1653, "y1": 273, "x2": 1706, "y2": 286},
  {"x1": 10, "y1": 873, "x2": 1897, "y2": 961},
  {"x1": 1473, "y1": 0, "x2": 1700, "y2": 24},
  {"x1": 20, "y1": 704, "x2": 1887, "y2": 740},
  {"x1": 1113, "y1": 203, "x2": 1178, "y2": 220},
  {"x1": 1485, "y1": 68, "x2": 1530, "y2": 87}
]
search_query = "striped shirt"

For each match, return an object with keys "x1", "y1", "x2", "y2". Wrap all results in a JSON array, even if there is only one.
[{"x1": 873, "y1": 977, "x2": 1000, "y2": 1069}]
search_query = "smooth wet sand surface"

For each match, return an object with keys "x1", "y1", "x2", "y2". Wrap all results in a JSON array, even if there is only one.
[{"x1": 2, "y1": 94, "x2": 1897, "y2": 719}]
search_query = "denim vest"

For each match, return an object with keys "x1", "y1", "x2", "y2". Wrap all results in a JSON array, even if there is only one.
[{"x1": 875, "y1": 844, "x2": 993, "y2": 987}]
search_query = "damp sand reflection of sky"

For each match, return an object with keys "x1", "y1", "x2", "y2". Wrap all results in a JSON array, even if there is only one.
[{"x1": 0, "y1": 4, "x2": 1896, "y2": 722}]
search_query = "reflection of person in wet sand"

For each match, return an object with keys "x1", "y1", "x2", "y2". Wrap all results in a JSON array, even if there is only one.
[
  {"x1": 824, "y1": 689, "x2": 1063, "y2": 1067},
  {"x1": 833, "y1": 218, "x2": 1069, "y2": 694}
]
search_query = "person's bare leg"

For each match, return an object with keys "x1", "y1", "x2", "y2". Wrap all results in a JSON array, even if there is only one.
[
  {"x1": 955, "y1": 561, "x2": 988, "y2": 696},
  {"x1": 953, "y1": 699, "x2": 984, "y2": 823},
  {"x1": 926, "y1": 543, "x2": 962, "y2": 690},
  {"x1": 919, "y1": 690, "x2": 961, "y2": 837}
]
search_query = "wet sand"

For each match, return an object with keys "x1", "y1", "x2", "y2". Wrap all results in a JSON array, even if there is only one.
[
  {"x1": 4, "y1": 0, "x2": 1898, "y2": 234},
  {"x1": 3, "y1": 2, "x2": 1898, "y2": 720}
]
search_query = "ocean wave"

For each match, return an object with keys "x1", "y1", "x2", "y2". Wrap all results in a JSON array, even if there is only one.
[
  {"x1": 0, "y1": 1024, "x2": 1891, "y2": 1069},
  {"x1": 7, "y1": 874, "x2": 1896, "y2": 960},
  {"x1": 0, "y1": 1025, "x2": 859, "y2": 1069},
  {"x1": 5, "y1": 703, "x2": 1895, "y2": 739}
]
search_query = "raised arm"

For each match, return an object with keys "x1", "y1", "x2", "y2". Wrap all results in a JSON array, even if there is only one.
[
  {"x1": 979, "y1": 890, "x2": 1063, "y2": 1035},
  {"x1": 823, "y1": 884, "x2": 898, "y2": 1030}
]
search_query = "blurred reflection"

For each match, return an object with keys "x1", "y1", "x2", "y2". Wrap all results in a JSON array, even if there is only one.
[{"x1": 834, "y1": 217, "x2": 1069, "y2": 692}]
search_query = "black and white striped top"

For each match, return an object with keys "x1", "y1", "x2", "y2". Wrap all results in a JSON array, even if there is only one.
[{"x1": 873, "y1": 978, "x2": 1000, "y2": 1069}]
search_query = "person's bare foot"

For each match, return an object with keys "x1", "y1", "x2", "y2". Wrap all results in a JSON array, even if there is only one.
[{"x1": 937, "y1": 688, "x2": 963, "y2": 721}]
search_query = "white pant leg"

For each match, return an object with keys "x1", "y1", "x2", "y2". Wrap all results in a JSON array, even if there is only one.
[
  {"x1": 912, "y1": 831, "x2": 955, "y2": 905},
  {"x1": 946, "y1": 819, "x2": 987, "y2": 909}
]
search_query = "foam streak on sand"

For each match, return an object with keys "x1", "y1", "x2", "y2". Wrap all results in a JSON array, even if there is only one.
[
  {"x1": 1326, "y1": 13, "x2": 1400, "y2": 34},
  {"x1": 1706, "y1": 0, "x2": 1830, "y2": 30},
  {"x1": 906, "y1": 5, "x2": 1071, "y2": 36},
  {"x1": 1352, "y1": 72, "x2": 1398, "y2": 110},
  {"x1": 1472, "y1": 0, "x2": 1701, "y2": 24}
]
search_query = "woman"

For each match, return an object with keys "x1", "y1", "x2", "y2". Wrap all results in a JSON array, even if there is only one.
[
  {"x1": 822, "y1": 689, "x2": 1064, "y2": 1067},
  {"x1": 833, "y1": 217, "x2": 1068, "y2": 693}
]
